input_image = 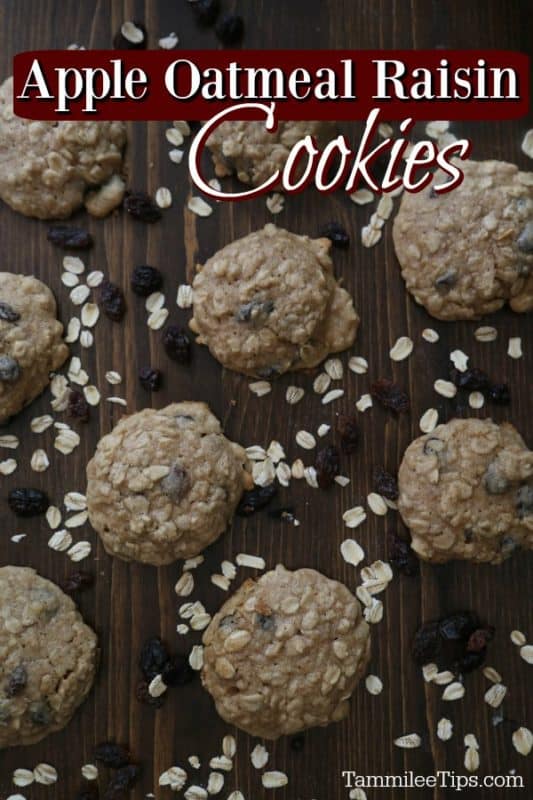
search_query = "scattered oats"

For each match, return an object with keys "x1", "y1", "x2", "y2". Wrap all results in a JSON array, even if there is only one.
[
  {"x1": 84, "y1": 385, "x2": 101, "y2": 406},
  {"x1": 51, "y1": 373, "x2": 69, "y2": 397},
  {"x1": 148, "y1": 307, "x2": 169, "y2": 331},
  {"x1": 177, "y1": 624, "x2": 189, "y2": 635},
  {"x1": 394, "y1": 733, "x2": 421, "y2": 749},
  {"x1": 146, "y1": 292, "x2": 165, "y2": 312},
  {"x1": 30, "y1": 449, "x2": 49, "y2": 472},
  {"x1": 107, "y1": 397, "x2": 127, "y2": 407},
  {"x1": 437, "y1": 718, "x2": 453, "y2": 741},
  {"x1": 159, "y1": 767, "x2": 187, "y2": 789},
  {"x1": 322, "y1": 388, "x2": 344, "y2": 404},
  {"x1": 62, "y1": 271, "x2": 79, "y2": 288},
  {"x1": 166, "y1": 127, "x2": 184, "y2": 146},
  {"x1": 211, "y1": 574, "x2": 230, "y2": 591},
  {"x1": 335, "y1": 475, "x2": 350, "y2": 487},
  {"x1": 249, "y1": 380, "x2": 271, "y2": 397},
  {"x1": 65, "y1": 316, "x2": 81, "y2": 342},
  {"x1": 521, "y1": 129, "x2": 533, "y2": 159},
  {"x1": 364, "y1": 598, "x2": 384, "y2": 623},
  {"x1": 0, "y1": 458, "x2": 17, "y2": 475},
  {"x1": 342, "y1": 506, "x2": 367, "y2": 529},
  {"x1": 464, "y1": 733, "x2": 479, "y2": 749},
  {"x1": 313, "y1": 372, "x2": 331, "y2": 394},
  {"x1": 63, "y1": 255, "x2": 85, "y2": 274},
  {"x1": 510, "y1": 629, "x2": 526, "y2": 646},
  {"x1": 55, "y1": 428, "x2": 81, "y2": 454},
  {"x1": 188, "y1": 196, "x2": 213, "y2": 217},
  {"x1": 266, "y1": 192, "x2": 284, "y2": 214},
  {"x1": 520, "y1": 644, "x2": 533, "y2": 664},
  {"x1": 33, "y1": 764, "x2": 58, "y2": 785},
  {"x1": 483, "y1": 666, "x2": 502, "y2": 683},
  {"x1": 245, "y1": 445, "x2": 268, "y2": 461},
  {"x1": 222, "y1": 735, "x2": 236, "y2": 759},
  {"x1": 81, "y1": 764, "x2": 98, "y2": 781},
  {"x1": 177, "y1": 284, "x2": 194, "y2": 308},
  {"x1": 70, "y1": 284, "x2": 91, "y2": 306},
  {"x1": 174, "y1": 120, "x2": 191, "y2": 136},
  {"x1": 251, "y1": 744, "x2": 269, "y2": 769},
  {"x1": 184, "y1": 787, "x2": 208, "y2": 800},
  {"x1": 377, "y1": 194, "x2": 394, "y2": 220},
  {"x1": 48, "y1": 529, "x2": 72, "y2": 552},
  {"x1": 425, "y1": 120, "x2": 450, "y2": 138},
  {"x1": 236, "y1": 553, "x2": 266, "y2": 570},
  {"x1": 189, "y1": 756, "x2": 201, "y2": 769},
  {"x1": 469, "y1": 391, "x2": 485, "y2": 409},
  {"x1": 169, "y1": 148, "x2": 184, "y2": 164},
  {"x1": 12, "y1": 769, "x2": 34, "y2": 787},
  {"x1": 252, "y1": 458, "x2": 275, "y2": 487},
  {"x1": 183, "y1": 555, "x2": 204, "y2": 571},
  {"x1": 325, "y1": 357, "x2": 343, "y2": 380},
  {"x1": 419, "y1": 407, "x2": 439, "y2": 433},
  {"x1": 64, "y1": 492, "x2": 87, "y2": 511},
  {"x1": 105, "y1": 370, "x2": 122, "y2": 385},
  {"x1": 361, "y1": 224, "x2": 382, "y2": 248},
  {"x1": 221, "y1": 560, "x2": 236, "y2": 579},
  {"x1": 148, "y1": 674, "x2": 167, "y2": 698},
  {"x1": 507, "y1": 337, "x2": 523, "y2": 359},
  {"x1": 350, "y1": 188, "x2": 374, "y2": 205},
  {"x1": 159, "y1": 32, "x2": 178, "y2": 49},
  {"x1": 6, "y1": 795, "x2": 27, "y2": 800},
  {"x1": 464, "y1": 747, "x2": 480, "y2": 772},
  {"x1": 296, "y1": 430, "x2": 316, "y2": 450},
  {"x1": 348, "y1": 355, "x2": 368, "y2": 374},
  {"x1": 340, "y1": 538, "x2": 365, "y2": 566},
  {"x1": 121, "y1": 20, "x2": 145, "y2": 43},
  {"x1": 378, "y1": 122, "x2": 394, "y2": 138},
  {"x1": 276, "y1": 462, "x2": 291, "y2": 486},
  {"x1": 190, "y1": 612, "x2": 212, "y2": 631},
  {"x1": 207, "y1": 772, "x2": 224, "y2": 794},
  {"x1": 512, "y1": 726, "x2": 533, "y2": 756},
  {"x1": 80, "y1": 330, "x2": 92, "y2": 348},
  {"x1": 67, "y1": 540, "x2": 92, "y2": 562},
  {"x1": 356, "y1": 585, "x2": 372, "y2": 607},
  {"x1": 349, "y1": 791, "x2": 368, "y2": 800},
  {"x1": 0, "y1": 434, "x2": 19, "y2": 448},
  {"x1": 356, "y1": 393, "x2": 373, "y2": 412},
  {"x1": 365, "y1": 674, "x2": 383, "y2": 695},
  {"x1": 156, "y1": 187, "x2": 172, "y2": 208},
  {"x1": 422, "y1": 328, "x2": 439, "y2": 343},
  {"x1": 450, "y1": 349, "x2": 469, "y2": 372},
  {"x1": 317, "y1": 423, "x2": 330, "y2": 437},
  {"x1": 81, "y1": 303, "x2": 99, "y2": 327},
  {"x1": 209, "y1": 756, "x2": 232, "y2": 772},
  {"x1": 262, "y1": 772, "x2": 288, "y2": 789},
  {"x1": 475, "y1": 325, "x2": 498, "y2": 343},
  {"x1": 267, "y1": 440, "x2": 285, "y2": 462},
  {"x1": 442, "y1": 681, "x2": 465, "y2": 701},
  {"x1": 11, "y1": 534, "x2": 25, "y2": 543},
  {"x1": 304, "y1": 465, "x2": 318, "y2": 488},
  {"x1": 291, "y1": 458, "x2": 305, "y2": 479},
  {"x1": 175, "y1": 572, "x2": 195, "y2": 597},
  {"x1": 65, "y1": 510, "x2": 88, "y2": 528},
  {"x1": 87, "y1": 270, "x2": 104, "y2": 288},
  {"x1": 286, "y1": 385, "x2": 304, "y2": 405},
  {"x1": 433, "y1": 670, "x2": 455, "y2": 685},
  {"x1": 367, "y1": 492, "x2": 387, "y2": 516},
  {"x1": 434, "y1": 379, "x2": 457, "y2": 398}
]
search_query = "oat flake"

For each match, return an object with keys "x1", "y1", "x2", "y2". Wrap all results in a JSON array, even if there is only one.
[
  {"x1": 340, "y1": 538, "x2": 365, "y2": 566},
  {"x1": 419, "y1": 408, "x2": 438, "y2": 433},
  {"x1": 507, "y1": 337, "x2": 523, "y2": 359},
  {"x1": 169, "y1": 148, "x2": 184, "y2": 164},
  {"x1": 365, "y1": 674, "x2": 383, "y2": 695},
  {"x1": 313, "y1": 372, "x2": 331, "y2": 394},
  {"x1": 469, "y1": 391, "x2": 485, "y2": 409},
  {"x1": 510, "y1": 629, "x2": 526, "y2": 646},
  {"x1": 177, "y1": 284, "x2": 194, "y2": 308},
  {"x1": 394, "y1": 733, "x2": 421, "y2": 749},
  {"x1": 422, "y1": 328, "x2": 439, "y2": 343},
  {"x1": 166, "y1": 127, "x2": 184, "y2": 146},
  {"x1": 84, "y1": 385, "x2": 101, "y2": 406},
  {"x1": 367, "y1": 493, "x2": 387, "y2": 516},
  {"x1": 356, "y1": 393, "x2": 373, "y2": 412},
  {"x1": 521, "y1": 129, "x2": 533, "y2": 159},
  {"x1": 155, "y1": 187, "x2": 172, "y2": 208},
  {"x1": 322, "y1": 388, "x2": 344, "y2": 405},
  {"x1": 348, "y1": 355, "x2": 368, "y2": 374},
  {"x1": 512, "y1": 726, "x2": 533, "y2": 756},
  {"x1": 437, "y1": 718, "x2": 453, "y2": 741},
  {"x1": 286, "y1": 385, "x2": 304, "y2": 405},
  {"x1": 390, "y1": 336, "x2": 413, "y2": 361},
  {"x1": 175, "y1": 571, "x2": 195, "y2": 597},
  {"x1": 450, "y1": 349, "x2": 469, "y2": 372},
  {"x1": 296, "y1": 430, "x2": 316, "y2": 450},
  {"x1": 236, "y1": 553, "x2": 265, "y2": 570},
  {"x1": 250, "y1": 744, "x2": 269, "y2": 769},
  {"x1": 68, "y1": 540, "x2": 92, "y2": 562},
  {"x1": 350, "y1": 188, "x2": 374, "y2": 205},
  {"x1": 342, "y1": 507, "x2": 367, "y2": 529},
  {"x1": 434, "y1": 379, "x2": 457, "y2": 398},
  {"x1": 0, "y1": 458, "x2": 17, "y2": 475},
  {"x1": 262, "y1": 772, "x2": 288, "y2": 789},
  {"x1": 188, "y1": 196, "x2": 213, "y2": 217},
  {"x1": 81, "y1": 764, "x2": 98, "y2": 780},
  {"x1": 249, "y1": 381, "x2": 271, "y2": 397},
  {"x1": 442, "y1": 681, "x2": 465, "y2": 701},
  {"x1": 33, "y1": 764, "x2": 58, "y2": 785},
  {"x1": 266, "y1": 192, "x2": 284, "y2": 214},
  {"x1": 325, "y1": 357, "x2": 343, "y2": 380},
  {"x1": 520, "y1": 644, "x2": 533, "y2": 664},
  {"x1": 475, "y1": 325, "x2": 498, "y2": 342},
  {"x1": 464, "y1": 746, "x2": 480, "y2": 772},
  {"x1": 12, "y1": 768, "x2": 34, "y2": 787}
]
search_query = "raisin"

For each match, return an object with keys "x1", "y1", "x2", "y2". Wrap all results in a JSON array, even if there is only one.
[
  {"x1": 467, "y1": 627, "x2": 494, "y2": 653},
  {"x1": 95, "y1": 742, "x2": 131, "y2": 769},
  {"x1": 438, "y1": 611, "x2": 479, "y2": 642},
  {"x1": 516, "y1": 485, "x2": 533, "y2": 518},
  {"x1": 139, "y1": 637, "x2": 170, "y2": 682},
  {"x1": 0, "y1": 355, "x2": 20, "y2": 382},
  {"x1": 450, "y1": 367, "x2": 491, "y2": 392},
  {"x1": 103, "y1": 764, "x2": 141, "y2": 799},
  {"x1": 62, "y1": 570, "x2": 95, "y2": 595},
  {"x1": 100, "y1": 280, "x2": 126, "y2": 321},
  {"x1": 215, "y1": 13, "x2": 244, "y2": 45},
  {"x1": 236, "y1": 484, "x2": 277, "y2": 516},
  {"x1": 191, "y1": 0, "x2": 220, "y2": 25},
  {"x1": 488, "y1": 383, "x2": 510, "y2": 405},
  {"x1": 290, "y1": 735, "x2": 305, "y2": 751},
  {"x1": 124, "y1": 191, "x2": 162, "y2": 223},
  {"x1": 454, "y1": 650, "x2": 486, "y2": 674},
  {"x1": 412, "y1": 621, "x2": 441, "y2": 664},
  {"x1": 131, "y1": 265, "x2": 163, "y2": 297},
  {"x1": 389, "y1": 534, "x2": 419, "y2": 576},
  {"x1": 163, "y1": 325, "x2": 191, "y2": 363},
  {"x1": 483, "y1": 463, "x2": 508, "y2": 495},
  {"x1": 68, "y1": 389, "x2": 90, "y2": 423},
  {"x1": 113, "y1": 22, "x2": 147, "y2": 49},
  {"x1": 268, "y1": 507, "x2": 295, "y2": 523},
  {"x1": 517, "y1": 221, "x2": 533, "y2": 254},
  {"x1": 315, "y1": 445, "x2": 340, "y2": 489},
  {"x1": 139, "y1": 367, "x2": 162, "y2": 392},
  {"x1": 371, "y1": 378, "x2": 409, "y2": 413},
  {"x1": 6, "y1": 665, "x2": 27, "y2": 696},
  {"x1": 373, "y1": 467, "x2": 398, "y2": 500},
  {"x1": 29, "y1": 700, "x2": 51, "y2": 725},
  {"x1": 256, "y1": 613, "x2": 276, "y2": 632},
  {"x1": 320, "y1": 222, "x2": 350, "y2": 249},
  {"x1": 47, "y1": 225, "x2": 93, "y2": 250},
  {"x1": 161, "y1": 463, "x2": 191, "y2": 503},
  {"x1": 161, "y1": 655, "x2": 195, "y2": 687},
  {"x1": 434, "y1": 269, "x2": 457, "y2": 292},
  {"x1": 8, "y1": 488, "x2": 49, "y2": 517},
  {"x1": 0, "y1": 302, "x2": 20, "y2": 322},
  {"x1": 135, "y1": 679, "x2": 165, "y2": 708},
  {"x1": 337, "y1": 413, "x2": 358, "y2": 454}
]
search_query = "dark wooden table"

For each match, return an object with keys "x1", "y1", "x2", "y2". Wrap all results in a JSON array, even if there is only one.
[{"x1": 0, "y1": 1, "x2": 532, "y2": 798}]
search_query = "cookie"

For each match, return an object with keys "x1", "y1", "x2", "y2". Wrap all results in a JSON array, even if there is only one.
[
  {"x1": 0, "y1": 76, "x2": 126, "y2": 219},
  {"x1": 86, "y1": 402, "x2": 252, "y2": 565},
  {"x1": 0, "y1": 566, "x2": 97, "y2": 748},
  {"x1": 0, "y1": 272, "x2": 69, "y2": 423},
  {"x1": 398, "y1": 418, "x2": 533, "y2": 564},
  {"x1": 202, "y1": 565, "x2": 370, "y2": 739},
  {"x1": 206, "y1": 120, "x2": 336, "y2": 187},
  {"x1": 190, "y1": 224, "x2": 359, "y2": 377},
  {"x1": 392, "y1": 159, "x2": 533, "y2": 320}
]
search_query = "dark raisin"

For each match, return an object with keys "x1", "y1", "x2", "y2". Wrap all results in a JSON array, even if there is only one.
[
  {"x1": 256, "y1": 365, "x2": 281, "y2": 380},
  {"x1": 450, "y1": 367, "x2": 491, "y2": 392},
  {"x1": 68, "y1": 389, "x2": 90, "y2": 423},
  {"x1": 0, "y1": 355, "x2": 20, "y2": 382},
  {"x1": 412, "y1": 621, "x2": 441, "y2": 664},
  {"x1": 268, "y1": 507, "x2": 295, "y2": 523},
  {"x1": 163, "y1": 325, "x2": 191, "y2": 364},
  {"x1": 389, "y1": 534, "x2": 419, "y2": 576},
  {"x1": 516, "y1": 485, "x2": 533, "y2": 518},
  {"x1": 139, "y1": 637, "x2": 170, "y2": 682},
  {"x1": 235, "y1": 299, "x2": 274, "y2": 324},
  {"x1": 434, "y1": 269, "x2": 457, "y2": 292},
  {"x1": 256, "y1": 613, "x2": 276, "y2": 631},
  {"x1": 62, "y1": 570, "x2": 95, "y2": 595},
  {"x1": 236, "y1": 484, "x2": 277, "y2": 516},
  {"x1": 161, "y1": 655, "x2": 195, "y2": 687},
  {"x1": 337, "y1": 413, "x2": 358, "y2": 454},
  {"x1": 95, "y1": 742, "x2": 131, "y2": 769},
  {"x1": 373, "y1": 467, "x2": 398, "y2": 500},
  {"x1": 139, "y1": 367, "x2": 162, "y2": 392},
  {"x1": 320, "y1": 221, "x2": 350, "y2": 248},
  {"x1": 290, "y1": 735, "x2": 305, "y2": 751},
  {"x1": 429, "y1": 186, "x2": 438, "y2": 199},
  {"x1": 517, "y1": 221, "x2": 533, "y2": 254},
  {"x1": 113, "y1": 22, "x2": 147, "y2": 49},
  {"x1": 454, "y1": 650, "x2": 486, "y2": 674},
  {"x1": 467, "y1": 627, "x2": 494, "y2": 653},
  {"x1": 131, "y1": 265, "x2": 163, "y2": 297},
  {"x1": 6, "y1": 665, "x2": 27, "y2": 696},
  {"x1": 100, "y1": 280, "x2": 126, "y2": 321},
  {"x1": 483, "y1": 463, "x2": 508, "y2": 495},
  {"x1": 135, "y1": 679, "x2": 165, "y2": 708},
  {"x1": 423, "y1": 437, "x2": 445, "y2": 457},
  {"x1": 0, "y1": 302, "x2": 20, "y2": 322},
  {"x1": 74, "y1": 786, "x2": 99, "y2": 800},
  {"x1": 488, "y1": 383, "x2": 510, "y2": 405},
  {"x1": 371, "y1": 378, "x2": 409, "y2": 413},
  {"x1": 215, "y1": 13, "x2": 244, "y2": 45},
  {"x1": 8, "y1": 488, "x2": 49, "y2": 517},
  {"x1": 191, "y1": 0, "x2": 220, "y2": 25},
  {"x1": 103, "y1": 764, "x2": 142, "y2": 799},
  {"x1": 124, "y1": 191, "x2": 162, "y2": 223},
  {"x1": 161, "y1": 463, "x2": 191, "y2": 503},
  {"x1": 315, "y1": 445, "x2": 340, "y2": 489},
  {"x1": 438, "y1": 612, "x2": 479, "y2": 642},
  {"x1": 29, "y1": 700, "x2": 51, "y2": 725},
  {"x1": 47, "y1": 225, "x2": 93, "y2": 250}
]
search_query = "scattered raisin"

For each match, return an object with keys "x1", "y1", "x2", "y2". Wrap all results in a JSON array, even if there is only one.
[
  {"x1": 0, "y1": 355, "x2": 20, "y2": 382},
  {"x1": 191, "y1": 0, "x2": 220, "y2": 25},
  {"x1": 139, "y1": 367, "x2": 162, "y2": 392},
  {"x1": 320, "y1": 221, "x2": 350, "y2": 249},
  {"x1": 131, "y1": 265, "x2": 163, "y2": 297},
  {"x1": 516, "y1": 485, "x2": 533, "y2": 518},
  {"x1": 68, "y1": 389, "x2": 90, "y2": 423},
  {"x1": 163, "y1": 325, "x2": 191, "y2": 363},
  {"x1": 135, "y1": 679, "x2": 165, "y2": 708},
  {"x1": 161, "y1": 463, "x2": 191, "y2": 503},
  {"x1": 139, "y1": 637, "x2": 170, "y2": 682},
  {"x1": 103, "y1": 764, "x2": 142, "y2": 799},
  {"x1": 95, "y1": 742, "x2": 131, "y2": 769},
  {"x1": 371, "y1": 378, "x2": 409, "y2": 413},
  {"x1": 488, "y1": 383, "x2": 510, "y2": 405},
  {"x1": 412, "y1": 621, "x2": 441, "y2": 665},
  {"x1": 517, "y1": 221, "x2": 533, "y2": 254},
  {"x1": 439, "y1": 611, "x2": 479, "y2": 641},
  {"x1": 75, "y1": 786, "x2": 99, "y2": 800},
  {"x1": 450, "y1": 367, "x2": 491, "y2": 392},
  {"x1": 236, "y1": 484, "x2": 277, "y2": 516},
  {"x1": 434, "y1": 269, "x2": 457, "y2": 292},
  {"x1": 466, "y1": 626, "x2": 494, "y2": 653},
  {"x1": 6, "y1": 665, "x2": 27, "y2": 696},
  {"x1": 215, "y1": 13, "x2": 244, "y2": 45},
  {"x1": 62, "y1": 570, "x2": 95, "y2": 595},
  {"x1": 268, "y1": 507, "x2": 295, "y2": 523},
  {"x1": 8, "y1": 488, "x2": 49, "y2": 517},
  {"x1": 100, "y1": 280, "x2": 126, "y2": 321},
  {"x1": 413, "y1": 611, "x2": 493, "y2": 674},
  {"x1": 47, "y1": 225, "x2": 93, "y2": 250},
  {"x1": 373, "y1": 467, "x2": 398, "y2": 500},
  {"x1": 29, "y1": 700, "x2": 51, "y2": 725},
  {"x1": 337, "y1": 413, "x2": 358, "y2": 454},
  {"x1": 161, "y1": 655, "x2": 195, "y2": 687},
  {"x1": 124, "y1": 191, "x2": 162, "y2": 223},
  {"x1": 315, "y1": 445, "x2": 340, "y2": 489},
  {"x1": 454, "y1": 650, "x2": 486, "y2": 674},
  {"x1": 290, "y1": 735, "x2": 305, "y2": 751},
  {"x1": 256, "y1": 613, "x2": 276, "y2": 632},
  {"x1": 388, "y1": 534, "x2": 419, "y2": 576},
  {"x1": 113, "y1": 22, "x2": 147, "y2": 49},
  {"x1": 0, "y1": 302, "x2": 20, "y2": 322}
]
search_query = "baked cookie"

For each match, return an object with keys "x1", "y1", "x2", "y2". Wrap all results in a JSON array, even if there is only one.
[
  {"x1": 398, "y1": 418, "x2": 533, "y2": 564},
  {"x1": 206, "y1": 120, "x2": 336, "y2": 187},
  {"x1": 190, "y1": 224, "x2": 359, "y2": 377},
  {"x1": 86, "y1": 402, "x2": 251, "y2": 565},
  {"x1": 0, "y1": 566, "x2": 98, "y2": 748},
  {"x1": 0, "y1": 76, "x2": 126, "y2": 219},
  {"x1": 202, "y1": 565, "x2": 370, "y2": 739},
  {"x1": 0, "y1": 272, "x2": 69, "y2": 423},
  {"x1": 392, "y1": 159, "x2": 533, "y2": 320}
]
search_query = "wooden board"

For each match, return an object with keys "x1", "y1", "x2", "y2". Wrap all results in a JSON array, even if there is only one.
[{"x1": 0, "y1": 1, "x2": 532, "y2": 798}]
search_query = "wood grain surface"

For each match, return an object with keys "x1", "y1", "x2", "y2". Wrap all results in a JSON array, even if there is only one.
[{"x1": 0, "y1": 1, "x2": 532, "y2": 798}]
